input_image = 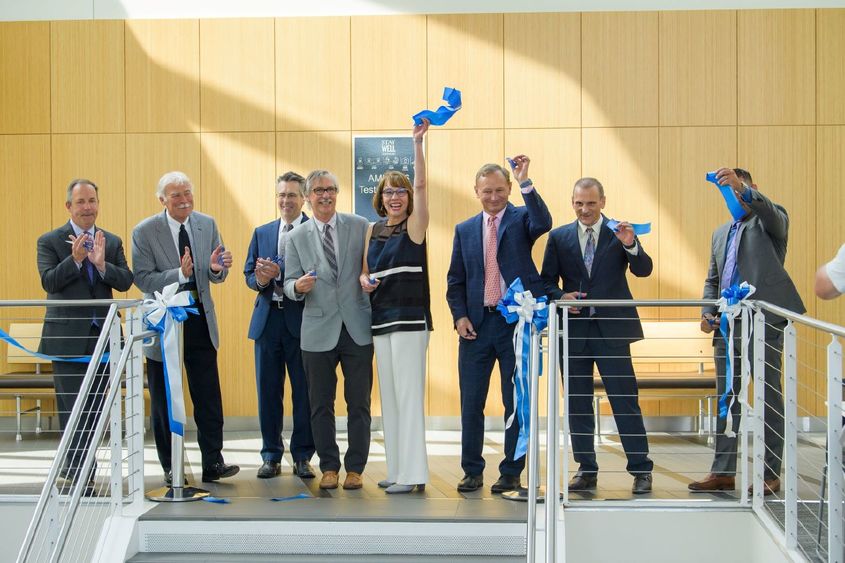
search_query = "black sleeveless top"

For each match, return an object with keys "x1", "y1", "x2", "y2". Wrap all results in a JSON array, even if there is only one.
[{"x1": 366, "y1": 219, "x2": 432, "y2": 336}]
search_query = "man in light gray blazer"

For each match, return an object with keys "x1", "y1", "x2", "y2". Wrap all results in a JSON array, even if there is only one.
[
  {"x1": 689, "y1": 167, "x2": 805, "y2": 496},
  {"x1": 284, "y1": 169, "x2": 373, "y2": 491},
  {"x1": 132, "y1": 171, "x2": 239, "y2": 485}
]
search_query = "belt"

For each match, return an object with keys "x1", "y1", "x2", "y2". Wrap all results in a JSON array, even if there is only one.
[
  {"x1": 271, "y1": 300, "x2": 284, "y2": 309},
  {"x1": 484, "y1": 305, "x2": 498, "y2": 313}
]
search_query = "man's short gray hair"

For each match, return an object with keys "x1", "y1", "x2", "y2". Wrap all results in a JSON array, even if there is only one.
[
  {"x1": 277, "y1": 171, "x2": 306, "y2": 196},
  {"x1": 156, "y1": 171, "x2": 193, "y2": 199},
  {"x1": 304, "y1": 170, "x2": 339, "y2": 196},
  {"x1": 475, "y1": 163, "x2": 511, "y2": 186},
  {"x1": 573, "y1": 177, "x2": 605, "y2": 198},
  {"x1": 66, "y1": 179, "x2": 98, "y2": 203}
]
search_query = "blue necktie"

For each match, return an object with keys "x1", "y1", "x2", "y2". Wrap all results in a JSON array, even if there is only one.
[
  {"x1": 83, "y1": 231, "x2": 95, "y2": 286},
  {"x1": 721, "y1": 221, "x2": 742, "y2": 291}
]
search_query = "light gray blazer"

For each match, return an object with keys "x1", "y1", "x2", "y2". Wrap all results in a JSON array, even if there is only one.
[
  {"x1": 283, "y1": 212, "x2": 372, "y2": 352},
  {"x1": 702, "y1": 189, "x2": 805, "y2": 323},
  {"x1": 132, "y1": 210, "x2": 228, "y2": 360}
]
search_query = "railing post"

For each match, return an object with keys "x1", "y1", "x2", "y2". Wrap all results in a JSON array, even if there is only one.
[
  {"x1": 109, "y1": 314, "x2": 123, "y2": 512},
  {"x1": 546, "y1": 303, "x2": 560, "y2": 563},
  {"x1": 561, "y1": 305, "x2": 570, "y2": 507},
  {"x1": 127, "y1": 308, "x2": 146, "y2": 506},
  {"x1": 752, "y1": 308, "x2": 766, "y2": 512},
  {"x1": 526, "y1": 325, "x2": 540, "y2": 563},
  {"x1": 826, "y1": 335, "x2": 843, "y2": 563},
  {"x1": 783, "y1": 322, "x2": 798, "y2": 551},
  {"x1": 739, "y1": 306, "x2": 751, "y2": 506}
]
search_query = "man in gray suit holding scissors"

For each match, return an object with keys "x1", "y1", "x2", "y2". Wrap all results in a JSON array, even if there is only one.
[
  {"x1": 284, "y1": 169, "x2": 373, "y2": 491},
  {"x1": 689, "y1": 167, "x2": 805, "y2": 496},
  {"x1": 132, "y1": 171, "x2": 239, "y2": 485}
]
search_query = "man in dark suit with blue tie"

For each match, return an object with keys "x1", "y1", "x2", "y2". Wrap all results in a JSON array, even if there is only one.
[
  {"x1": 37, "y1": 179, "x2": 134, "y2": 483},
  {"x1": 540, "y1": 177, "x2": 654, "y2": 494},
  {"x1": 245, "y1": 171, "x2": 315, "y2": 479},
  {"x1": 446, "y1": 156, "x2": 552, "y2": 493}
]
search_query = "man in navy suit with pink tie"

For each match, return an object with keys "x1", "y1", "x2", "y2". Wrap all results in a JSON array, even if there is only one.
[
  {"x1": 446, "y1": 156, "x2": 552, "y2": 494},
  {"x1": 245, "y1": 171, "x2": 315, "y2": 480}
]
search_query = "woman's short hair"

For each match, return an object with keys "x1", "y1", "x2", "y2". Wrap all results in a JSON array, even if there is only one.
[{"x1": 372, "y1": 171, "x2": 414, "y2": 218}]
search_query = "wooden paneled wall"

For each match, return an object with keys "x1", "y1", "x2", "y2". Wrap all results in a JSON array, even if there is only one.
[{"x1": 1, "y1": 10, "x2": 843, "y2": 420}]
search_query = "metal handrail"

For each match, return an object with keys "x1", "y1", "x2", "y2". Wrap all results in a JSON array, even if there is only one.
[
  {"x1": 753, "y1": 300, "x2": 845, "y2": 338},
  {"x1": 0, "y1": 300, "x2": 138, "y2": 308}
]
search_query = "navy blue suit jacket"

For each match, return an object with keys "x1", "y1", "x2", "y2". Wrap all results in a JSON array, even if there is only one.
[
  {"x1": 244, "y1": 216, "x2": 307, "y2": 340},
  {"x1": 540, "y1": 216, "x2": 652, "y2": 351},
  {"x1": 446, "y1": 189, "x2": 552, "y2": 332}
]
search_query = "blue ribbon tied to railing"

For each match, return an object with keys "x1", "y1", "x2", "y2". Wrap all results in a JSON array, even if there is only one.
[
  {"x1": 0, "y1": 328, "x2": 109, "y2": 364},
  {"x1": 412, "y1": 87, "x2": 462, "y2": 126},
  {"x1": 715, "y1": 282, "x2": 756, "y2": 438},
  {"x1": 706, "y1": 171, "x2": 748, "y2": 222},
  {"x1": 141, "y1": 282, "x2": 198, "y2": 437},
  {"x1": 498, "y1": 278, "x2": 548, "y2": 460}
]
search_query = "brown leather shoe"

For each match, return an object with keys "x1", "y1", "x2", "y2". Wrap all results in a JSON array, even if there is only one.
[
  {"x1": 688, "y1": 473, "x2": 735, "y2": 492},
  {"x1": 749, "y1": 477, "x2": 781, "y2": 496},
  {"x1": 319, "y1": 470, "x2": 339, "y2": 490},
  {"x1": 343, "y1": 471, "x2": 363, "y2": 490}
]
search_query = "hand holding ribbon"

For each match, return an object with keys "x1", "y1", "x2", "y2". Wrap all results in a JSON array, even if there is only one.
[
  {"x1": 498, "y1": 277, "x2": 548, "y2": 460},
  {"x1": 141, "y1": 282, "x2": 198, "y2": 436},
  {"x1": 715, "y1": 282, "x2": 756, "y2": 438},
  {"x1": 706, "y1": 171, "x2": 748, "y2": 222}
]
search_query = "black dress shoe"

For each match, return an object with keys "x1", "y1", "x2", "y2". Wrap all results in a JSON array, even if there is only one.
[
  {"x1": 457, "y1": 474, "x2": 484, "y2": 492},
  {"x1": 202, "y1": 462, "x2": 240, "y2": 482},
  {"x1": 568, "y1": 472, "x2": 598, "y2": 491},
  {"x1": 632, "y1": 473, "x2": 653, "y2": 494},
  {"x1": 293, "y1": 459, "x2": 316, "y2": 479},
  {"x1": 491, "y1": 474, "x2": 521, "y2": 493},
  {"x1": 257, "y1": 461, "x2": 281, "y2": 479},
  {"x1": 164, "y1": 470, "x2": 188, "y2": 486}
]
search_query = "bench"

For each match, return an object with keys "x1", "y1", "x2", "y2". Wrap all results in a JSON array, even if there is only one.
[
  {"x1": 591, "y1": 320, "x2": 717, "y2": 440},
  {"x1": 2, "y1": 323, "x2": 53, "y2": 440}
]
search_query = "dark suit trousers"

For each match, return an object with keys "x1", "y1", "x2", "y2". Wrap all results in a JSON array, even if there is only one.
[
  {"x1": 301, "y1": 324, "x2": 373, "y2": 474},
  {"x1": 51, "y1": 323, "x2": 108, "y2": 477},
  {"x1": 458, "y1": 309, "x2": 525, "y2": 477},
  {"x1": 254, "y1": 305, "x2": 315, "y2": 463},
  {"x1": 565, "y1": 320, "x2": 653, "y2": 475},
  {"x1": 711, "y1": 321, "x2": 785, "y2": 478},
  {"x1": 147, "y1": 304, "x2": 225, "y2": 471}
]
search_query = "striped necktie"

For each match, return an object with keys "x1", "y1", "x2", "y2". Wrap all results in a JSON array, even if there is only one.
[{"x1": 322, "y1": 224, "x2": 338, "y2": 279}]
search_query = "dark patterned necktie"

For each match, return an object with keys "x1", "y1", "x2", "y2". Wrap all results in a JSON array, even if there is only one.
[
  {"x1": 83, "y1": 231, "x2": 95, "y2": 286},
  {"x1": 584, "y1": 227, "x2": 595, "y2": 276},
  {"x1": 274, "y1": 223, "x2": 294, "y2": 298},
  {"x1": 322, "y1": 224, "x2": 338, "y2": 279}
]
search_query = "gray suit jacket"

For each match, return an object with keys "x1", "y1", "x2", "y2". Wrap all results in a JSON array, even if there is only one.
[
  {"x1": 702, "y1": 189, "x2": 805, "y2": 323},
  {"x1": 283, "y1": 212, "x2": 371, "y2": 352},
  {"x1": 132, "y1": 211, "x2": 228, "y2": 360}
]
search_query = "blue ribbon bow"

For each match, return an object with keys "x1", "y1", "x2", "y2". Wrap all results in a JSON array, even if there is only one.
[
  {"x1": 412, "y1": 87, "x2": 462, "y2": 126},
  {"x1": 498, "y1": 277, "x2": 548, "y2": 460},
  {"x1": 706, "y1": 172, "x2": 748, "y2": 222},
  {"x1": 715, "y1": 282, "x2": 755, "y2": 438}
]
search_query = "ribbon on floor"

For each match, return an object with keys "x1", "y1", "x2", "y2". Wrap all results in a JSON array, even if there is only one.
[
  {"x1": 606, "y1": 218, "x2": 652, "y2": 236},
  {"x1": 202, "y1": 496, "x2": 230, "y2": 504},
  {"x1": 0, "y1": 327, "x2": 109, "y2": 364},
  {"x1": 270, "y1": 493, "x2": 312, "y2": 502},
  {"x1": 706, "y1": 172, "x2": 748, "y2": 222},
  {"x1": 412, "y1": 87, "x2": 462, "y2": 126},
  {"x1": 715, "y1": 282, "x2": 756, "y2": 438},
  {"x1": 498, "y1": 277, "x2": 548, "y2": 460},
  {"x1": 141, "y1": 282, "x2": 198, "y2": 437}
]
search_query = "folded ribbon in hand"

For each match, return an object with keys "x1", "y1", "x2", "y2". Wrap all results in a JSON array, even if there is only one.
[
  {"x1": 413, "y1": 87, "x2": 462, "y2": 126},
  {"x1": 606, "y1": 218, "x2": 651, "y2": 236},
  {"x1": 706, "y1": 171, "x2": 748, "y2": 222}
]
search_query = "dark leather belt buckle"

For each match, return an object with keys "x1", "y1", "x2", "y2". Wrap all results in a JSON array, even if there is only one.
[{"x1": 274, "y1": 300, "x2": 284, "y2": 309}]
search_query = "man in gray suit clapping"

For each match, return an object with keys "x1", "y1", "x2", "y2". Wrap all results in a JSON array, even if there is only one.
[{"x1": 284, "y1": 170, "x2": 373, "y2": 491}]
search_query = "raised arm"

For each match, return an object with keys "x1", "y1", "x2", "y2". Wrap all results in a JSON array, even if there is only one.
[{"x1": 407, "y1": 118, "x2": 430, "y2": 245}]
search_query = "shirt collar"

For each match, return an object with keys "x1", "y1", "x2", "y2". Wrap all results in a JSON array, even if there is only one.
[
  {"x1": 69, "y1": 220, "x2": 95, "y2": 236},
  {"x1": 578, "y1": 215, "x2": 603, "y2": 235},
  {"x1": 283, "y1": 213, "x2": 304, "y2": 229},
  {"x1": 312, "y1": 213, "x2": 337, "y2": 232},
  {"x1": 482, "y1": 207, "x2": 506, "y2": 224},
  {"x1": 165, "y1": 210, "x2": 190, "y2": 231}
]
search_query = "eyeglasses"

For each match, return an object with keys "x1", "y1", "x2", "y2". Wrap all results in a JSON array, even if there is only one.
[
  {"x1": 383, "y1": 188, "x2": 409, "y2": 198},
  {"x1": 277, "y1": 192, "x2": 301, "y2": 199},
  {"x1": 311, "y1": 186, "x2": 338, "y2": 196}
]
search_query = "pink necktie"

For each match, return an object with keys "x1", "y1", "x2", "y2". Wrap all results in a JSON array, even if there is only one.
[{"x1": 483, "y1": 216, "x2": 502, "y2": 306}]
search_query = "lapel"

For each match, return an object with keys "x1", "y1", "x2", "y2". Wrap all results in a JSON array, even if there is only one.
[
  {"x1": 713, "y1": 221, "x2": 732, "y2": 272},
  {"x1": 154, "y1": 212, "x2": 181, "y2": 268},
  {"x1": 587, "y1": 215, "x2": 613, "y2": 278},
  {"x1": 268, "y1": 219, "x2": 281, "y2": 256},
  {"x1": 191, "y1": 213, "x2": 205, "y2": 264},
  {"x1": 470, "y1": 213, "x2": 484, "y2": 272},
  {"x1": 565, "y1": 221, "x2": 591, "y2": 281},
  {"x1": 496, "y1": 203, "x2": 515, "y2": 251},
  {"x1": 306, "y1": 219, "x2": 327, "y2": 272},
  {"x1": 334, "y1": 213, "x2": 348, "y2": 275}
]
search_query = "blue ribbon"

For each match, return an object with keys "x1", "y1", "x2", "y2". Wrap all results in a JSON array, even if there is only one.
[
  {"x1": 202, "y1": 496, "x2": 231, "y2": 504},
  {"x1": 0, "y1": 327, "x2": 109, "y2": 364},
  {"x1": 412, "y1": 87, "x2": 462, "y2": 126},
  {"x1": 143, "y1": 298, "x2": 198, "y2": 436},
  {"x1": 706, "y1": 172, "x2": 748, "y2": 222},
  {"x1": 498, "y1": 277, "x2": 548, "y2": 460},
  {"x1": 606, "y1": 219, "x2": 651, "y2": 236},
  {"x1": 270, "y1": 493, "x2": 312, "y2": 502},
  {"x1": 717, "y1": 283, "x2": 753, "y2": 420}
]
